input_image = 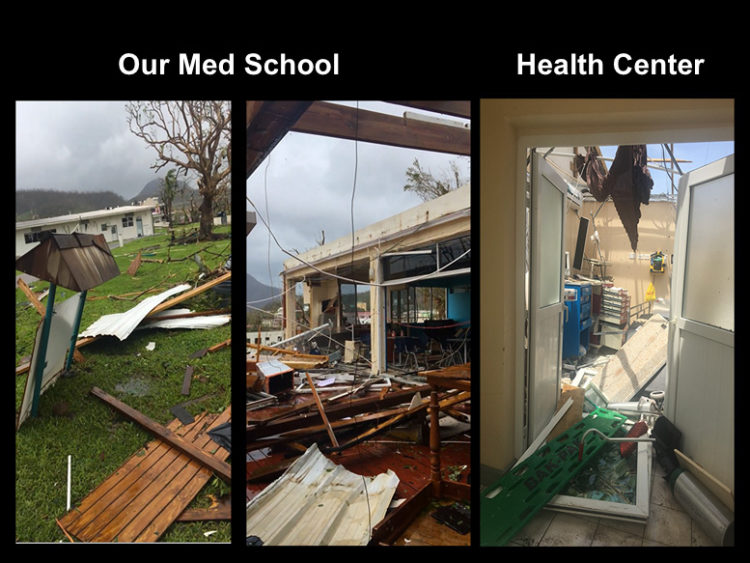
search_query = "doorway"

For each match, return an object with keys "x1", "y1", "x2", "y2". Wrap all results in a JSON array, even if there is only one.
[{"x1": 519, "y1": 142, "x2": 733, "y2": 516}]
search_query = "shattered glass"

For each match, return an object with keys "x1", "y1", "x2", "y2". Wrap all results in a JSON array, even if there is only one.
[{"x1": 561, "y1": 435, "x2": 638, "y2": 504}]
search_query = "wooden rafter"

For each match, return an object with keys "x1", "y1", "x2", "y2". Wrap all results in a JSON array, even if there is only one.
[
  {"x1": 291, "y1": 101, "x2": 470, "y2": 156},
  {"x1": 246, "y1": 100, "x2": 471, "y2": 179},
  {"x1": 246, "y1": 100, "x2": 312, "y2": 178}
]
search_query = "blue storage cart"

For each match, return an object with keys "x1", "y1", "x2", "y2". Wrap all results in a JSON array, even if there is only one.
[{"x1": 563, "y1": 282, "x2": 592, "y2": 360}]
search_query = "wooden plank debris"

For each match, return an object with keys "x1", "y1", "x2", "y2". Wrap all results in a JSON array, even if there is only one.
[
  {"x1": 592, "y1": 313, "x2": 669, "y2": 403},
  {"x1": 17, "y1": 277, "x2": 46, "y2": 316},
  {"x1": 126, "y1": 251, "x2": 142, "y2": 276},
  {"x1": 191, "y1": 338, "x2": 231, "y2": 359},
  {"x1": 91, "y1": 387, "x2": 231, "y2": 484},
  {"x1": 59, "y1": 408, "x2": 231, "y2": 542},
  {"x1": 148, "y1": 271, "x2": 231, "y2": 316},
  {"x1": 304, "y1": 371, "x2": 339, "y2": 448},
  {"x1": 675, "y1": 449, "x2": 734, "y2": 512},
  {"x1": 176, "y1": 496, "x2": 231, "y2": 522},
  {"x1": 181, "y1": 365, "x2": 194, "y2": 395}
]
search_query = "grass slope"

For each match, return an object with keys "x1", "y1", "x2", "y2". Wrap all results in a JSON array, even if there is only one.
[{"x1": 15, "y1": 225, "x2": 232, "y2": 543}]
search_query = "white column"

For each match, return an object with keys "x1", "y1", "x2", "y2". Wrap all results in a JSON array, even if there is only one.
[{"x1": 369, "y1": 254, "x2": 386, "y2": 375}]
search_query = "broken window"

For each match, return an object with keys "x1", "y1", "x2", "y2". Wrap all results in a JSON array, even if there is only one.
[
  {"x1": 382, "y1": 235, "x2": 471, "y2": 281},
  {"x1": 24, "y1": 228, "x2": 56, "y2": 244},
  {"x1": 546, "y1": 431, "x2": 653, "y2": 522}
]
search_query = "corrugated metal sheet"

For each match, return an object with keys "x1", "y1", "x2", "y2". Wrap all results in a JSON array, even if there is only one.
[
  {"x1": 79, "y1": 284, "x2": 191, "y2": 341},
  {"x1": 137, "y1": 309, "x2": 231, "y2": 330},
  {"x1": 15, "y1": 233, "x2": 120, "y2": 292},
  {"x1": 246, "y1": 443, "x2": 399, "y2": 545}
]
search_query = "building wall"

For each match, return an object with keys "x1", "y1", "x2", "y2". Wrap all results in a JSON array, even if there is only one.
[
  {"x1": 565, "y1": 198, "x2": 676, "y2": 306},
  {"x1": 480, "y1": 99, "x2": 733, "y2": 479},
  {"x1": 15, "y1": 208, "x2": 155, "y2": 257}
]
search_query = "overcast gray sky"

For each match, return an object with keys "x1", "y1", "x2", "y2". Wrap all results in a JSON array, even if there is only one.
[
  {"x1": 16, "y1": 101, "x2": 169, "y2": 199},
  {"x1": 245, "y1": 101, "x2": 471, "y2": 291}
]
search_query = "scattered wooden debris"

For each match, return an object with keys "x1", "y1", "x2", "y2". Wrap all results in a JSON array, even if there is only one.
[
  {"x1": 91, "y1": 387, "x2": 231, "y2": 484},
  {"x1": 191, "y1": 338, "x2": 231, "y2": 359},
  {"x1": 17, "y1": 277, "x2": 46, "y2": 316},
  {"x1": 305, "y1": 371, "x2": 339, "y2": 448},
  {"x1": 126, "y1": 251, "x2": 142, "y2": 276},
  {"x1": 181, "y1": 365, "x2": 194, "y2": 396},
  {"x1": 176, "y1": 496, "x2": 231, "y2": 522},
  {"x1": 58, "y1": 408, "x2": 231, "y2": 542}
]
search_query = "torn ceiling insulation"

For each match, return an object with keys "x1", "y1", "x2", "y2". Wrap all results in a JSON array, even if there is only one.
[
  {"x1": 245, "y1": 443, "x2": 399, "y2": 546},
  {"x1": 575, "y1": 145, "x2": 654, "y2": 251},
  {"x1": 79, "y1": 283, "x2": 191, "y2": 341}
]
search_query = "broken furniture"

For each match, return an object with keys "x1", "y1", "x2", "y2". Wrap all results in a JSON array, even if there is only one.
[
  {"x1": 371, "y1": 363, "x2": 471, "y2": 545},
  {"x1": 245, "y1": 363, "x2": 471, "y2": 546},
  {"x1": 15, "y1": 233, "x2": 120, "y2": 429}
]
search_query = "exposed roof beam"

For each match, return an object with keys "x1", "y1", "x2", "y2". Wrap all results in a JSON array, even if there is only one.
[
  {"x1": 387, "y1": 101, "x2": 471, "y2": 119},
  {"x1": 290, "y1": 101, "x2": 470, "y2": 156},
  {"x1": 246, "y1": 101, "x2": 312, "y2": 178}
]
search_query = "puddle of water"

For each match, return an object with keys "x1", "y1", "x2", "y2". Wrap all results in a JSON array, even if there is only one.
[{"x1": 115, "y1": 377, "x2": 151, "y2": 397}]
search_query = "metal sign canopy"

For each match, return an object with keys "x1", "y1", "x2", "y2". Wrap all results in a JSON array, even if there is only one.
[{"x1": 16, "y1": 232, "x2": 120, "y2": 422}]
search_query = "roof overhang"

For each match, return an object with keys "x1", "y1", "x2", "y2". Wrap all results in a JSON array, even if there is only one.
[{"x1": 246, "y1": 101, "x2": 471, "y2": 179}]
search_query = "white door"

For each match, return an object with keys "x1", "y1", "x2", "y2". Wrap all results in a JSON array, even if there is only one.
[
  {"x1": 667, "y1": 154, "x2": 734, "y2": 490},
  {"x1": 527, "y1": 151, "x2": 567, "y2": 442}
]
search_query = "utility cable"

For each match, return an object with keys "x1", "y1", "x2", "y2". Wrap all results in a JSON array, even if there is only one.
[{"x1": 247, "y1": 195, "x2": 470, "y2": 288}]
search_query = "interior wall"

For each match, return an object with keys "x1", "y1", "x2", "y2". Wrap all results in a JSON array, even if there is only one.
[
  {"x1": 480, "y1": 98, "x2": 734, "y2": 478},
  {"x1": 448, "y1": 289, "x2": 471, "y2": 323},
  {"x1": 306, "y1": 279, "x2": 340, "y2": 329},
  {"x1": 566, "y1": 199, "x2": 676, "y2": 306}
]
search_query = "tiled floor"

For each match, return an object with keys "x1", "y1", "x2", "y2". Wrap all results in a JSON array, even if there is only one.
[{"x1": 506, "y1": 459, "x2": 721, "y2": 547}]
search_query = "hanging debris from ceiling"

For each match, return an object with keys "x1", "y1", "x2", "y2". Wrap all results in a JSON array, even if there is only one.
[{"x1": 575, "y1": 145, "x2": 654, "y2": 251}]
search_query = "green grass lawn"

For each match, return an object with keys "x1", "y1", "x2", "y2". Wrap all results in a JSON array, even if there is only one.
[{"x1": 15, "y1": 225, "x2": 233, "y2": 543}]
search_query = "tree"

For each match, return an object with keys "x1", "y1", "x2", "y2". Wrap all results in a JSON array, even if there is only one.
[
  {"x1": 160, "y1": 168, "x2": 178, "y2": 227},
  {"x1": 126, "y1": 101, "x2": 231, "y2": 240},
  {"x1": 403, "y1": 158, "x2": 467, "y2": 201}
]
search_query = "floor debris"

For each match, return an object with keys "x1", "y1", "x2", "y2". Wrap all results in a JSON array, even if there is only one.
[
  {"x1": 481, "y1": 407, "x2": 628, "y2": 546},
  {"x1": 590, "y1": 313, "x2": 669, "y2": 402},
  {"x1": 245, "y1": 443, "x2": 399, "y2": 546}
]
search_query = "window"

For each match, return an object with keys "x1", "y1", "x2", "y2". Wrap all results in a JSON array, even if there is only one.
[
  {"x1": 24, "y1": 228, "x2": 56, "y2": 244},
  {"x1": 122, "y1": 214, "x2": 134, "y2": 228},
  {"x1": 382, "y1": 235, "x2": 471, "y2": 282}
]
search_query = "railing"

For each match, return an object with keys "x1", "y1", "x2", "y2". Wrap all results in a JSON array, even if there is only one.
[{"x1": 629, "y1": 300, "x2": 653, "y2": 323}]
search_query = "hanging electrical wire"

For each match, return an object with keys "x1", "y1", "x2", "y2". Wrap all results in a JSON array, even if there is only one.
[{"x1": 246, "y1": 195, "x2": 470, "y2": 288}]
